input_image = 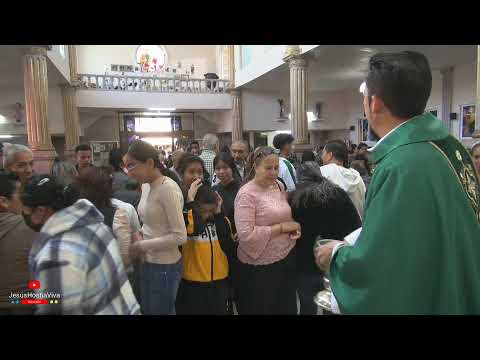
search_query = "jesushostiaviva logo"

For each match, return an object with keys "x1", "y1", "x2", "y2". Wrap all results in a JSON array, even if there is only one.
[{"x1": 8, "y1": 280, "x2": 61, "y2": 305}]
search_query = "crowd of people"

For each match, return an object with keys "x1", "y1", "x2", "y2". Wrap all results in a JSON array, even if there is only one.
[{"x1": 1, "y1": 50, "x2": 480, "y2": 315}]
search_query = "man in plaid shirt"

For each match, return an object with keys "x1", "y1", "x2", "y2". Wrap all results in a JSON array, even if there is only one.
[
  {"x1": 199, "y1": 133, "x2": 219, "y2": 182},
  {"x1": 22, "y1": 175, "x2": 141, "y2": 315}
]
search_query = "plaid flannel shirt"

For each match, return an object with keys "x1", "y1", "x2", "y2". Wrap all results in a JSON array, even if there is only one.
[
  {"x1": 199, "y1": 150, "x2": 216, "y2": 181},
  {"x1": 29, "y1": 199, "x2": 141, "y2": 315}
]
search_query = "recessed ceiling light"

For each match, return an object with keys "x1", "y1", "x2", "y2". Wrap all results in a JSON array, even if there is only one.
[{"x1": 148, "y1": 107, "x2": 175, "y2": 111}]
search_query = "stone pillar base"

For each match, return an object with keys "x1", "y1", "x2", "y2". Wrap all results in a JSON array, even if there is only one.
[{"x1": 32, "y1": 149, "x2": 57, "y2": 174}]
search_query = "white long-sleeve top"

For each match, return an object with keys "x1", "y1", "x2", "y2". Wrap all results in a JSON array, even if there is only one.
[{"x1": 137, "y1": 176, "x2": 187, "y2": 264}]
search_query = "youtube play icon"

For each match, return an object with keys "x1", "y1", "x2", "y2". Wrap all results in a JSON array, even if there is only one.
[{"x1": 28, "y1": 280, "x2": 41, "y2": 290}]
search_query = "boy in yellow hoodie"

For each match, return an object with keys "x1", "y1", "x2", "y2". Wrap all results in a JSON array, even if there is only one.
[{"x1": 177, "y1": 184, "x2": 234, "y2": 315}]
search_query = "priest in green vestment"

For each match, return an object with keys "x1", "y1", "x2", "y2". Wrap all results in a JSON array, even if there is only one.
[{"x1": 315, "y1": 51, "x2": 480, "y2": 315}]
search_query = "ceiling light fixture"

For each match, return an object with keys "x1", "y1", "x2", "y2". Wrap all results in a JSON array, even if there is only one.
[
  {"x1": 0, "y1": 135, "x2": 14, "y2": 138},
  {"x1": 142, "y1": 112, "x2": 171, "y2": 116},
  {"x1": 148, "y1": 107, "x2": 175, "y2": 111}
]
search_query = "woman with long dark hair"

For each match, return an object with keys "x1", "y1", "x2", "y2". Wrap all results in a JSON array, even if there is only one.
[
  {"x1": 212, "y1": 152, "x2": 241, "y2": 232},
  {"x1": 123, "y1": 140, "x2": 187, "y2": 315},
  {"x1": 212, "y1": 152, "x2": 241, "y2": 313},
  {"x1": 73, "y1": 166, "x2": 143, "y2": 301},
  {"x1": 234, "y1": 146, "x2": 301, "y2": 314}
]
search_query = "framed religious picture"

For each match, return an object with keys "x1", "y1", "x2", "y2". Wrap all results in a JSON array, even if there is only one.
[
  {"x1": 460, "y1": 104, "x2": 476, "y2": 139},
  {"x1": 358, "y1": 118, "x2": 369, "y2": 143}
]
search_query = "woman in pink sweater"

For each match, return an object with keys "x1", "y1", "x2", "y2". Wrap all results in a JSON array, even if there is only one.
[{"x1": 234, "y1": 146, "x2": 301, "y2": 314}]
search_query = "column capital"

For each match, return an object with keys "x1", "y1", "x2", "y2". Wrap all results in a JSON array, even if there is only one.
[
  {"x1": 227, "y1": 88, "x2": 241, "y2": 97},
  {"x1": 283, "y1": 45, "x2": 301, "y2": 59},
  {"x1": 24, "y1": 46, "x2": 49, "y2": 57},
  {"x1": 60, "y1": 83, "x2": 82, "y2": 92}
]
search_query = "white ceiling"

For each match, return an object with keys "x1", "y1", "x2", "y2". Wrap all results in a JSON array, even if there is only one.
[
  {"x1": 0, "y1": 45, "x2": 69, "y2": 89},
  {"x1": 241, "y1": 45, "x2": 478, "y2": 93}
]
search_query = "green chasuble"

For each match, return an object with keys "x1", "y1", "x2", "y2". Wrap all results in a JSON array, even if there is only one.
[{"x1": 330, "y1": 113, "x2": 480, "y2": 315}]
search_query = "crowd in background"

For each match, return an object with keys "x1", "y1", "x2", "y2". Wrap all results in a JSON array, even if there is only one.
[
  {"x1": 0, "y1": 130, "x2": 380, "y2": 315},
  {"x1": 1, "y1": 128, "x2": 479, "y2": 315}
]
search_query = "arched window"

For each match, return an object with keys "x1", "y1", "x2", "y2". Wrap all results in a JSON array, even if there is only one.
[{"x1": 135, "y1": 45, "x2": 167, "y2": 72}]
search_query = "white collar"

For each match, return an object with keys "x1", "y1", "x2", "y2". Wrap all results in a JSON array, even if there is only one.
[{"x1": 368, "y1": 121, "x2": 409, "y2": 152}]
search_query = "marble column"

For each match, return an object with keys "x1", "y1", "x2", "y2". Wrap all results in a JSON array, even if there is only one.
[
  {"x1": 230, "y1": 89, "x2": 243, "y2": 142},
  {"x1": 61, "y1": 85, "x2": 80, "y2": 161},
  {"x1": 473, "y1": 45, "x2": 480, "y2": 138},
  {"x1": 68, "y1": 45, "x2": 80, "y2": 85},
  {"x1": 227, "y1": 45, "x2": 235, "y2": 85},
  {"x1": 23, "y1": 46, "x2": 57, "y2": 173},
  {"x1": 283, "y1": 45, "x2": 311, "y2": 154}
]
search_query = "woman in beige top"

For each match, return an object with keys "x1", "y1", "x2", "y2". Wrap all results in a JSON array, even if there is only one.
[{"x1": 124, "y1": 140, "x2": 187, "y2": 315}]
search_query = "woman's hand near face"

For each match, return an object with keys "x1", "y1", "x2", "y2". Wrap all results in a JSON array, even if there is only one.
[
  {"x1": 187, "y1": 178, "x2": 203, "y2": 202},
  {"x1": 214, "y1": 191, "x2": 223, "y2": 215}
]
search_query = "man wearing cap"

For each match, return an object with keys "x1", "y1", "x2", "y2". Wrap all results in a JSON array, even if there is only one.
[
  {"x1": 315, "y1": 51, "x2": 480, "y2": 314},
  {"x1": 22, "y1": 175, "x2": 141, "y2": 315}
]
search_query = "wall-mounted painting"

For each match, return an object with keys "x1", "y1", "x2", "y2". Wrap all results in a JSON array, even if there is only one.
[
  {"x1": 358, "y1": 118, "x2": 369, "y2": 143},
  {"x1": 460, "y1": 104, "x2": 476, "y2": 139}
]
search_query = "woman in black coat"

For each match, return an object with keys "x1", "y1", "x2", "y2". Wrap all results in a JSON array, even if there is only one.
[{"x1": 289, "y1": 163, "x2": 361, "y2": 315}]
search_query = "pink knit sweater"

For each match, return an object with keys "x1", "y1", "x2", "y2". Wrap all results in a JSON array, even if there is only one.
[{"x1": 234, "y1": 180, "x2": 296, "y2": 265}]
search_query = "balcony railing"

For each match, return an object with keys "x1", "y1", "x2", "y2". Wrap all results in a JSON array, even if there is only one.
[{"x1": 78, "y1": 74, "x2": 232, "y2": 94}]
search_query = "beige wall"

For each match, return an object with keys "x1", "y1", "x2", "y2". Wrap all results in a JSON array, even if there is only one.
[
  {"x1": 239, "y1": 61, "x2": 478, "y2": 147},
  {"x1": 0, "y1": 86, "x2": 65, "y2": 136},
  {"x1": 77, "y1": 45, "x2": 217, "y2": 78},
  {"x1": 83, "y1": 113, "x2": 119, "y2": 142}
]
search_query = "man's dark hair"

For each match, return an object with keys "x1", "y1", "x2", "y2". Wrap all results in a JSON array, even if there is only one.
[
  {"x1": 194, "y1": 184, "x2": 217, "y2": 205},
  {"x1": 366, "y1": 51, "x2": 432, "y2": 119},
  {"x1": 0, "y1": 171, "x2": 20, "y2": 198},
  {"x1": 301, "y1": 150, "x2": 315, "y2": 163},
  {"x1": 109, "y1": 148, "x2": 125, "y2": 172},
  {"x1": 324, "y1": 140, "x2": 348, "y2": 166},
  {"x1": 22, "y1": 175, "x2": 78, "y2": 211},
  {"x1": 75, "y1": 144, "x2": 91, "y2": 153},
  {"x1": 358, "y1": 142, "x2": 368, "y2": 150},
  {"x1": 353, "y1": 153, "x2": 371, "y2": 175},
  {"x1": 273, "y1": 133, "x2": 295, "y2": 151},
  {"x1": 191, "y1": 141, "x2": 199, "y2": 147}
]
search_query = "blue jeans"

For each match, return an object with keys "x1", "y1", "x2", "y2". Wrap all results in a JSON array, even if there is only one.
[{"x1": 140, "y1": 260, "x2": 182, "y2": 315}]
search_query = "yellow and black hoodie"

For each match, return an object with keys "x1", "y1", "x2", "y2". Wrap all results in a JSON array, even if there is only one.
[
  {"x1": 177, "y1": 201, "x2": 235, "y2": 314},
  {"x1": 182, "y1": 201, "x2": 234, "y2": 283}
]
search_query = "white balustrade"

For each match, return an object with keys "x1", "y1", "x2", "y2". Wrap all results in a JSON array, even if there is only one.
[{"x1": 79, "y1": 73, "x2": 231, "y2": 94}]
